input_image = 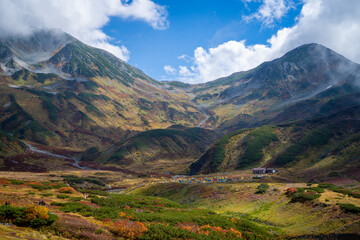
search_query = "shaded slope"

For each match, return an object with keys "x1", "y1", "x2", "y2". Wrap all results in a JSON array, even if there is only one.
[
  {"x1": 191, "y1": 43, "x2": 360, "y2": 130},
  {"x1": 96, "y1": 126, "x2": 218, "y2": 174},
  {"x1": 0, "y1": 130, "x2": 27, "y2": 157}
]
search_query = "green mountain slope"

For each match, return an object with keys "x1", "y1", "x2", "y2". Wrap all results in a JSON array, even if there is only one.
[
  {"x1": 92, "y1": 126, "x2": 218, "y2": 174},
  {"x1": 190, "y1": 106, "x2": 360, "y2": 182}
]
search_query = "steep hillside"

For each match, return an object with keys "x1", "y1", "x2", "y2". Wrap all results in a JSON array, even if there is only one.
[
  {"x1": 93, "y1": 126, "x2": 218, "y2": 174},
  {"x1": 190, "y1": 106, "x2": 360, "y2": 183},
  {"x1": 0, "y1": 30, "x2": 205, "y2": 151},
  {"x1": 191, "y1": 43, "x2": 360, "y2": 131}
]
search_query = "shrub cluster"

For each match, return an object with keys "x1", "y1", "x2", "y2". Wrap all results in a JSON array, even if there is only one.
[
  {"x1": 291, "y1": 191, "x2": 321, "y2": 203},
  {"x1": 0, "y1": 205, "x2": 57, "y2": 228},
  {"x1": 51, "y1": 194, "x2": 277, "y2": 239},
  {"x1": 62, "y1": 175, "x2": 106, "y2": 187},
  {"x1": 57, "y1": 194, "x2": 70, "y2": 199},
  {"x1": 255, "y1": 183, "x2": 269, "y2": 194},
  {"x1": 340, "y1": 204, "x2": 360, "y2": 213},
  {"x1": 77, "y1": 188, "x2": 109, "y2": 196},
  {"x1": 286, "y1": 187, "x2": 321, "y2": 203}
]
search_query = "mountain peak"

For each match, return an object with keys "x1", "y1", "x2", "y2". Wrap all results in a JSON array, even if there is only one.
[
  {"x1": 276, "y1": 42, "x2": 355, "y2": 67},
  {"x1": 1, "y1": 29, "x2": 74, "y2": 64}
]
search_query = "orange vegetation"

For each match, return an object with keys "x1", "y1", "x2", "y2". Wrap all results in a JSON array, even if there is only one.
[
  {"x1": 0, "y1": 178, "x2": 9, "y2": 184},
  {"x1": 103, "y1": 218, "x2": 148, "y2": 239},
  {"x1": 58, "y1": 187, "x2": 76, "y2": 194}
]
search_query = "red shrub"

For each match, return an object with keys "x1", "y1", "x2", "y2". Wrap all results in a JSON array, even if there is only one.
[
  {"x1": 0, "y1": 178, "x2": 9, "y2": 184},
  {"x1": 286, "y1": 187, "x2": 298, "y2": 196}
]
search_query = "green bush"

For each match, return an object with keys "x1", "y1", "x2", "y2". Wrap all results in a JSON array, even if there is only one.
[
  {"x1": 40, "y1": 193, "x2": 53, "y2": 197},
  {"x1": 0, "y1": 205, "x2": 25, "y2": 224},
  {"x1": 0, "y1": 205, "x2": 57, "y2": 228},
  {"x1": 30, "y1": 182, "x2": 66, "y2": 191},
  {"x1": 70, "y1": 197, "x2": 83, "y2": 202},
  {"x1": 63, "y1": 175, "x2": 106, "y2": 187},
  {"x1": 340, "y1": 204, "x2": 360, "y2": 213},
  {"x1": 306, "y1": 187, "x2": 325, "y2": 193},
  {"x1": 57, "y1": 194, "x2": 70, "y2": 199},
  {"x1": 50, "y1": 202, "x2": 66, "y2": 206},
  {"x1": 77, "y1": 189, "x2": 109, "y2": 196},
  {"x1": 255, "y1": 183, "x2": 269, "y2": 194},
  {"x1": 291, "y1": 191, "x2": 321, "y2": 203},
  {"x1": 10, "y1": 179, "x2": 25, "y2": 185}
]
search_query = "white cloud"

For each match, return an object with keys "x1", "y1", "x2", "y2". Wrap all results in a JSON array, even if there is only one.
[
  {"x1": 243, "y1": 0, "x2": 294, "y2": 27},
  {"x1": 175, "y1": 0, "x2": 360, "y2": 83},
  {"x1": 179, "y1": 66, "x2": 195, "y2": 77},
  {"x1": 177, "y1": 54, "x2": 192, "y2": 63},
  {"x1": 0, "y1": 0, "x2": 169, "y2": 61},
  {"x1": 164, "y1": 65, "x2": 176, "y2": 75}
]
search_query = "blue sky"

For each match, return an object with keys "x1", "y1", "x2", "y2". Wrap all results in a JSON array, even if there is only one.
[
  {"x1": 102, "y1": 0, "x2": 303, "y2": 81},
  {"x1": 2, "y1": 0, "x2": 360, "y2": 83}
]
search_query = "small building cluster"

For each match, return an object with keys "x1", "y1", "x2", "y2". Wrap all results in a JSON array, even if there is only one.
[{"x1": 252, "y1": 168, "x2": 276, "y2": 174}]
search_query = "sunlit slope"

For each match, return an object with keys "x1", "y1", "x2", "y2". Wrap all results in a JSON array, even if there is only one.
[{"x1": 0, "y1": 30, "x2": 204, "y2": 151}]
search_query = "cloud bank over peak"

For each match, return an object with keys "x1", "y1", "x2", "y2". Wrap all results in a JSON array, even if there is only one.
[
  {"x1": 172, "y1": 0, "x2": 360, "y2": 83},
  {"x1": 0, "y1": 0, "x2": 169, "y2": 61}
]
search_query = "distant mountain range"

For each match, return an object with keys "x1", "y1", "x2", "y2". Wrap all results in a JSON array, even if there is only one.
[{"x1": 1, "y1": 30, "x2": 360, "y2": 178}]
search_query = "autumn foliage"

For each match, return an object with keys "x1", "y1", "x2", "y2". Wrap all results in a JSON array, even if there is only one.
[
  {"x1": 59, "y1": 187, "x2": 76, "y2": 194},
  {"x1": 0, "y1": 178, "x2": 10, "y2": 184},
  {"x1": 103, "y1": 218, "x2": 148, "y2": 239},
  {"x1": 286, "y1": 187, "x2": 298, "y2": 196},
  {"x1": 0, "y1": 205, "x2": 57, "y2": 228},
  {"x1": 24, "y1": 206, "x2": 49, "y2": 220},
  {"x1": 178, "y1": 223, "x2": 243, "y2": 238}
]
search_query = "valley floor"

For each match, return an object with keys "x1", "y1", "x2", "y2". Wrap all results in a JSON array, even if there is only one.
[{"x1": 0, "y1": 169, "x2": 359, "y2": 239}]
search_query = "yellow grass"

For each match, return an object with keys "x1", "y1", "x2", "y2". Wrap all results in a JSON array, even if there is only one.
[{"x1": 0, "y1": 224, "x2": 67, "y2": 240}]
